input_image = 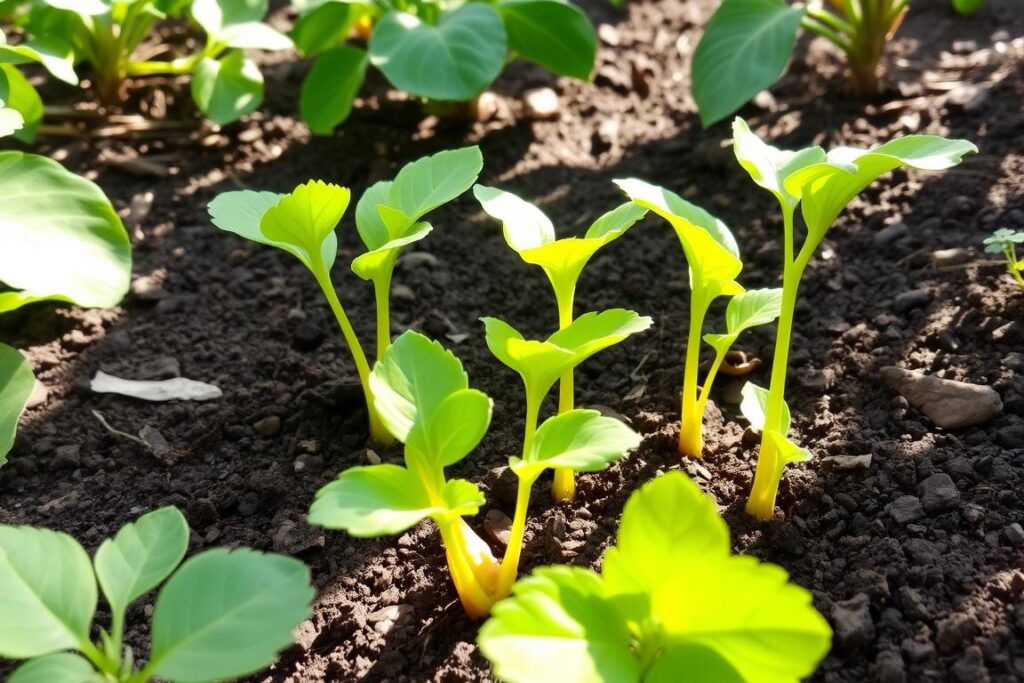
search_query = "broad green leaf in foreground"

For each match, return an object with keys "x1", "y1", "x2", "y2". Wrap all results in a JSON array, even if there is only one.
[
  {"x1": 0, "y1": 343, "x2": 33, "y2": 466},
  {"x1": 309, "y1": 464, "x2": 444, "y2": 535},
  {"x1": 8, "y1": 652, "x2": 98, "y2": 683},
  {"x1": 691, "y1": 0, "x2": 806, "y2": 127},
  {"x1": 369, "y1": 4, "x2": 506, "y2": 100},
  {"x1": 94, "y1": 506, "x2": 189, "y2": 617},
  {"x1": 0, "y1": 151, "x2": 131, "y2": 312},
  {"x1": 301, "y1": 46, "x2": 368, "y2": 135},
  {"x1": 406, "y1": 388, "x2": 492, "y2": 469},
  {"x1": 0, "y1": 526, "x2": 97, "y2": 658},
  {"x1": 510, "y1": 409, "x2": 640, "y2": 479},
  {"x1": 497, "y1": 0, "x2": 596, "y2": 80},
  {"x1": 148, "y1": 548, "x2": 314, "y2": 682},
  {"x1": 191, "y1": 51, "x2": 264, "y2": 125}
]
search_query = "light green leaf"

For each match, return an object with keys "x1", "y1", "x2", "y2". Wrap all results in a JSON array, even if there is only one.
[
  {"x1": 149, "y1": 548, "x2": 313, "y2": 682},
  {"x1": 354, "y1": 180, "x2": 394, "y2": 250},
  {"x1": 785, "y1": 136, "x2": 978, "y2": 247},
  {"x1": 0, "y1": 64, "x2": 43, "y2": 141},
  {"x1": 219, "y1": 21, "x2": 293, "y2": 50},
  {"x1": 0, "y1": 343, "x2": 33, "y2": 466},
  {"x1": 208, "y1": 189, "x2": 339, "y2": 270},
  {"x1": 724, "y1": 287, "x2": 782, "y2": 335},
  {"x1": 479, "y1": 566, "x2": 640, "y2": 683},
  {"x1": 441, "y1": 478, "x2": 486, "y2": 518},
  {"x1": 292, "y1": 1, "x2": 363, "y2": 56},
  {"x1": 350, "y1": 222, "x2": 431, "y2": 281},
  {"x1": 739, "y1": 382, "x2": 790, "y2": 435},
  {"x1": 497, "y1": 0, "x2": 595, "y2": 80},
  {"x1": 301, "y1": 46, "x2": 367, "y2": 135},
  {"x1": 691, "y1": 0, "x2": 806, "y2": 127},
  {"x1": 952, "y1": 0, "x2": 984, "y2": 15},
  {"x1": 259, "y1": 180, "x2": 351, "y2": 270},
  {"x1": 406, "y1": 388, "x2": 492, "y2": 469},
  {"x1": 369, "y1": 330, "x2": 469, "y2": 442},
  {"x1": 0, "y1": 151, "x2": 131, "y2": 311},
  {"x1": 764, "y1": 429, "x2": 812, "y2": 465},
  {"x1": 94, "y1": 507, "x2": 189, "y2": 617},
  {"x1": 389, "y1": 146, "x2": 484, "y2": 223},
  {"x1": 8, "y1": 652, "x2": 98, "y2": 683},
  {"x1": 42, "y1": 0, "x2": 110, "y2": 14},
  {"x1": 475, "y1": 184, "x2": 556, "y2": 250},
  {"x1": 191, "y1": 0, "x2": 266, "y2": 35},
  {"x1": 731, "y1": 117, "x2": 826, "y2": 211},
  {"x1": 0, "y1": 526, "x2": 96, "y2": 658},
  {"x1": 0, "y1": 36, "x2": 78, "y2": 85},
  {"x1": 511, "y1": 409, "x2": 640, "y2": 479},
  {"x1": 369, "y1": 4, "x2": 506, "y2": 100},
  {"x1": 191, "y1": 51, "x2": 264, "y2": 125},
  {"x1": 0, "y1": 103, "x2": 22, "y2": 137},
  {"x1": 308, "y1": 464, "x2": 436, "y2": 535}
]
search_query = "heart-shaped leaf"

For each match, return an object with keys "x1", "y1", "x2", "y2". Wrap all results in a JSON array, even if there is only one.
[
  {"x1": 191, "y1": 51, "x2": 264, "y2": 125},
  {"x1": 511, "y1": 409, "x2": 640, "y2": 479},
  {"x1": 301, "y1": 46, "x2": 368, "y2": 134},
  {"x1": 497, "y1": 0, "x2": 595, "y2": 80},
  {"x1": 260, "y1": 180, "x2": 351, "y2": 269}
]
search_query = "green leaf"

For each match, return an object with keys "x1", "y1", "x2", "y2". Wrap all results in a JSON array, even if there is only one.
[
  {"x1": 301, "y1": 46, "x2": 367, "y2": 135},
  {"x1": 292, "y1": 1, "x2": 363, "y2": 56},
  {"x1": 0, "y1": 64, "x2": 43, "y2": 141},
  {"x1": 191, "y1": 0, "x2": 266, "y2": 35},
  {"x1": 42, "y1": 0, "x2": 110, "y2": 14},
  {"x1": 731, "y1": 117, "x2": 827, "y2": 212},
  {"x1": 784, "y1": 135, "x2": 978, "y2": 247},
  {"x1": 952, "y1": 0, "x2": 984, "y2": 15},
  {"x1": 478, "y1": 566, "x2": 641, "y2": 683},
  {"x1": 691, "y1": 0, "x2": 806, "y2": 127},
  {"x1": 207, "y1": 189, "x2": 339, "y2": 270},
  {"x1": 511, "y1": 409, "x2": 640, "y2": 479},
  {"x1": 0, "y1": 526, "x2": 96, "y2": 658},
  {"x1": 259, "y1": 179, "x2": 351, "y2": 269},
  {"x1": 0, "y1": 343, "x2": 33, "y2": 466},
  {"x1": 474, "y1": 184, "x2": 556, "y2": 252},
  {"x1": 148, "y1": 548, "x2": 313, "y2": 682},
  {"x1": 441, "y1": 478, "x2": 487, "y2": 518},
  {"x1": 764, "y1": 429, "x2": 813, "y2": 465},
  {"x1": 406, "y1": 388, "x2": 492, "y2": 469},
  {"x1": 219, "y1": 21, "x2": 293, "y2": 50},
  {"x1": 369, "y1": 4, "x2": 506, "y2": 100},
  {"x1": 0, "y1": 103, "x2": 22, "y2": 137},
  {"x1": 309, "y1": 464, "x2": 436, "y2": 535},
  {"x1": 389, "y1": 146, "x2": 484, "y2": 223},
  {"x1": 94, "y1": 507, "x2": 189, "y2": 617},
  {"x1": 191, "y1": 51, "x2": 264, "y2": 125},
  {"x1": 724, "y1": 287, "x2": 782, "y2": 335},
  {"x1": 497, "y1": 0, "x2": 595, "y2": 80},
  {"x1": 369, "y1": 330, "x2": 469, "y2": 442},
  {"x1": 0, "y1": 35, "x2": 78, "y2": 85},
  {"x1": 739, "y1": 381, "x2": 790, "y2": 435},
  {"x1": 0, "y1": 151, "x2": 131, "y2": 312},
  {"x1": 8, "y1": 653, "x2": 98, "y2": 683}
]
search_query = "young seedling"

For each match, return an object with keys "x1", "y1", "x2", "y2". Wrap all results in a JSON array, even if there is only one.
[
  {"x1": 9, "y1": 0, "x2": 291, "y2": 123},
  {"x1": 983, "y1": 228, "x2": 1024, "y2": 292},
  {"x1": 0, "y1": 506, "x2": 314, "y2": 682},
  {"x1": 692, "y1": 0, "x2": 910, "y2": 126},
  {"x1": 209, "y1": 146, "x2": 482, "y2": 443},
  {"x1": 731, "y1": 117, "x2": 976, "y2": 520},
  {"x1": 477, "y1": 471, "x2": 832, "y2": 682},
  {"x1": 474, "y1": 185, "x2": 648, "y2": 501},
  {"x1": 309, "y1": 328, "x2": 641, "y2": 618},
  {"x1": 615, "y1": 179, "x2": 780, "y2": 458}
]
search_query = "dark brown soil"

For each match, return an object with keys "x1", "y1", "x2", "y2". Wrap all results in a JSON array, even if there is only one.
[{"x1": 2, "y1": 0, "x2": 1024, "y2": 681}]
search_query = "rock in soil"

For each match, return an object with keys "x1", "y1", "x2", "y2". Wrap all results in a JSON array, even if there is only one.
[{"x1": 880, "y1": 367, "x2": 1002, "y2": 429}]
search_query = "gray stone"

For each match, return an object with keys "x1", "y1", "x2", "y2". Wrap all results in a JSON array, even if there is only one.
[
  {"x1": 992, "y1": 322, "x2": 1024, "y2": 344},
  {"x1": 932, "y1": 248, "x2": 971, "y2": 267},
  {"x1": 997, "y1": 424, "x2": 1024, "y2": 448},
  {"x1": 523, "y1": 88, "x2": 559, "y2": 120},
  {"x1": 946, "y1": 84, "x2": 990, "y2": 113},
  {"x1": 1004, "y1": 523, "x2": 1024, "y2": 545},
  {"x1": 832, "y1": 593, "x2": 875, "y2": 652},
  {"x1": 919, "y1": 473, "x2": 961, "y2": 513},
  {"x1": 894, "y1": 289, "x2": 931, "y2": 313},
  {"x1": 890, "y1": 495, "x2": 925, "y2": 524},
  {"x1": 874, "y1": 222, "x2": 909, "y2": 245},
  {"x1": 904, "y1": 538, "x2": 940, "y2": 565},
  {"x1": 881, "y1": 366, "x2": 1002, "y2": 429},
  {"x1": 253, "y1": 415, "x2": 281, "y2": 437}
]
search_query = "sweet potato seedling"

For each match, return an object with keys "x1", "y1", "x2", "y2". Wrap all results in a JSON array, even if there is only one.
[
  {"x1": 692, "y1": 0, "x2": 911, "y2": 126},
  {"x1": 477, "y1": 471, "x2": 832, "y2": 682},
  {"x1": 0, "y1": 506, "x2": 314, "y2": 683},
  {"x1": 731, "y1": 117, "x2": 976, "y2": 520},
  {"x1": 309, "y1": 328, "x2": 642, "y2": 618},
  {"x1": 209, "y1": 146, "x2": 482, "y2": 443},
  {"x1": 983, "y1": 228, "x2": 1024, "y2": 291},
  {"x1": 615, "y1": 179, "x2": 781, "y2": 458},
  {"x1": 474, "y1": 185, "x2": 648, "y2": 500}
]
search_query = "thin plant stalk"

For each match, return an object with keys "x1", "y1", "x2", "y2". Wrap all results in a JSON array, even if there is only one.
[{"x1": 552, "y1": 289, "x2": 576, "y2": 501}]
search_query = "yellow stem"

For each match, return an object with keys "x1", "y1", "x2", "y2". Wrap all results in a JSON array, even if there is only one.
[
  {"x1": 553, "y1": 289, "x2": 577, "y2": 501},
  {"x1": 497, "y1": 475, "x2": 535, "y2": 595}
]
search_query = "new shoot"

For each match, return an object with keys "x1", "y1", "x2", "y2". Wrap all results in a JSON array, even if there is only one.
[
  {"x1": 474, "y1": 185, "x2": 648, "y2": 501},
  {"x1": 209, "y1": 146, "x2": 482, "y2": 443},
  {"x1": 309, "y1": 327, "x2": 642, "y2": 618},
  {"x1": 731, "y1": 117, "x2": 976, "y2": 520},
  {"x1": 983, "y1": 228, "x2": 1024, "y2": 292},
  {"x1": 0, "y1": 506, "x2": 313, "y2": 683},
  {"x1": 478, "y1": 471, "x2": 832, "y2": 682}
]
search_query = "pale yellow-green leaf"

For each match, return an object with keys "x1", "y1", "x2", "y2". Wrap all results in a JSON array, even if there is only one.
[{"x1": 260, "y1": 180, "x2": 351, "y2": 269}]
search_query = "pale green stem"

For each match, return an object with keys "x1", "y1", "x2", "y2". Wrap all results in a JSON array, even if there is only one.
[
  {"x1": 694, "y1": 346, "x2": 729, "y2": 426},
  {"x1": 553, "y1": 289, "x2": 576, "y2": 501},
  {"x1": 497, "y1": 474, "x2": 536, "y2": 593},
  {"x1": 679, "y1": 292, "x2": 709, "y2": 457},
  {"x1": 373, "y1": 272, "x2": 393, "y2": 363}
]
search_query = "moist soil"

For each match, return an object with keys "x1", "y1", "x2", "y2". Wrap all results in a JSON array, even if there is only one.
[{"x1": 2, "y1": 0, "x2": 1024, "y2": 681}]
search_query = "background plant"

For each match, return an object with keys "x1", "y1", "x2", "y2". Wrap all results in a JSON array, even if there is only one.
[
  {"x1": 731, "y1": 116, "x2": 976, "y2": 521},
  {"x1": 474, "y1": 185, "x2": 648, "y2": 501},
  {"x1": 209, "y1": 146, "x2": 482, "y2": 443},
  {"x1": 478, "y1": 471, "x2": 832, "y2": 682},
  {"x1": 0, "y1": 506, "x2": 314, "y2": 682},
  {"x1": 309, "y1": 329, "x2": 642, "y2": 617},
  {"x1": 983, "y1": 228, "x2": 1024, "y2": 291},
  {"x1": 293, "y1": 0, "x2": 597, "y2": 134},
  {"x1": 0, "y1": 106, "x2": 131, "y2": 465},
  {"x1": 692, "y1": 0, "x2": 910, "y2": 127}
]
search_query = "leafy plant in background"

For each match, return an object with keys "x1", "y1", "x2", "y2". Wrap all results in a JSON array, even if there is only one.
[
  {"x1": 983, "y1": 228, "x2": 1024, "y2": 291},
  {"x1": 731, "y1": 117, "x2": 976, "y2": 520},
  {"x1": 309, "y1": 327, "x2": 643, "y2": 617},
  {"x1": 952, "y1": 0, "x2": 984, "y2": 16},
  {"x1": 293, "y1": 0, "x2": 597, "y2": 134},
  {"x1": 0, "y1": 106, "x2": 132, "y2": 466},
  {"x1": 614, "y1": 179, "x2": 782, "y2": 458},
  {"x1": 0, "y1": 506, "x2": 314, "y2": 682},
  {"x1": 692, "y1": 0, "x2": 911, "y2": 127},
  {"x1": 477, "y1": 471, "x2": 832, "y2": 682},
  {"x1": 0, "y1": 26, "x2": 77, "y2": 140},
  {"x1": 4, "y1": 0, "x2": 292, "y2": 127},
  {"x1": 474, "y1": 185, "x2": 648, "y2": 501},
  {"x1": 209, "y1": 146, "x2": 482, "y2": 443}
]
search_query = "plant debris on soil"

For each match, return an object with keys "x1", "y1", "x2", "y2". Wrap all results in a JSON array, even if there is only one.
[{"x1": 2, "y1": 0, "x2": 1024, "y2": 681}]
